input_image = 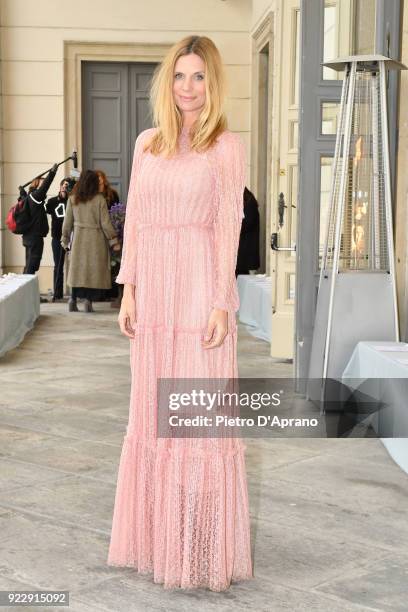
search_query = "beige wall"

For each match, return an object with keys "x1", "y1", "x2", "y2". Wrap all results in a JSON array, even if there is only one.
[
  {"x1": 395, "y1": 0, "x2": 408, "y2": 340},
  {"x1": 0, "y1": 0, "x2": 251, "y2": 293},
  {"x1": 0, "y1": 0, "x2": 5, "y2": 279},
  {"x1": 252, "y1": 0, "x2": 276, "y2": 28}
]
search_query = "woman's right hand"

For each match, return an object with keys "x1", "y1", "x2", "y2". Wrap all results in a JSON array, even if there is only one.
[{"x1": 118, "y1": 294, "x2": 136, "y2": 338}]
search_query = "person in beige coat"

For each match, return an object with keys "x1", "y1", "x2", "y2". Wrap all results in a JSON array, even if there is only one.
[{"x1": 61, "y1": 169, "x2": 120, "y2": 312}]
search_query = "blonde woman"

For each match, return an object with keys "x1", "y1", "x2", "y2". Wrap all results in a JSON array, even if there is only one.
[{"x1": 107, "y1": 35, "x2": 253, "y2": 591}]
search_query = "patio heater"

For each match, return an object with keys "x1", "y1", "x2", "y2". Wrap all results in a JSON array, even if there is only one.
[{"x1": 307, "y1": 55, "x2": 406, "y2": 407}]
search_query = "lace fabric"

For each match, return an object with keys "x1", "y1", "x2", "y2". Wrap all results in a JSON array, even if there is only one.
[
  {"x1": 211, "y1": 132, "x2": 246, "y2": 311},
  {"x1": 107, "y1": 127, "x2": 253, "y2": 591},
  {"x1": 114, "y1": 131, "x2": 148, "y2": 286}
]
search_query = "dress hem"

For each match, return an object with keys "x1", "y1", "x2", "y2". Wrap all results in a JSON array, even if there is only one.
[
  {"x1": 105, "y1": 560, "x2": 255, "y2": 592},
  {"x1": 107, "y1": 433, "x2": 253, "y2": 591}
]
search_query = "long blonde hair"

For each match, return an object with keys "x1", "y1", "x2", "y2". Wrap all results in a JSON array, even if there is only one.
[{"x1": 145, "y1": 35, "x2": 228, "y2": 158}]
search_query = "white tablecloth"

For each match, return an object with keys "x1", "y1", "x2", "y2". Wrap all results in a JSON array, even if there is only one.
[
  {"x1": 237, "y1": 274, "x2": 271, "y2": 342},
  {"x1": 342, "y1": 341, "x2": 408, "y2": 475},
  {"x1": 0, "y1": 274, "x2": 40, "y2": 358}
]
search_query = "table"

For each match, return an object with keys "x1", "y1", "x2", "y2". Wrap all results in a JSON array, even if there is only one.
[
  {"x1": 342, "y1": 341, "x2": 408, "y2": 475},
  {"x1": 237, "y1": 274, "x2": 271, "y2": 342},
  {"x1": 0, "y1": 274, "x2": 40, "y2": 358}
]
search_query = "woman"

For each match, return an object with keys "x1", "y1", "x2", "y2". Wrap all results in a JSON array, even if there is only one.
[
  {"x1": 96, "y1": 170, "x2": 120, "y2": 210},
  {"x1": 96, "y1": 170, "x2": 121, "y2": 301},
  {"x1": 107, "y1": 36, "x2": 253, "y2": 591},
  {"x1": 61, "y1": 170, "x2": 121, "y2": 312}
]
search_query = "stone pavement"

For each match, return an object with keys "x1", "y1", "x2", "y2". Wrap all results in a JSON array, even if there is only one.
[{"x1": 0, "y1": 301, "x2": 407, "y2": 611}]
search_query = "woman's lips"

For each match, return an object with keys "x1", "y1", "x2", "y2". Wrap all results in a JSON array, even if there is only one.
[{"x1": 180, "y1": 96, "x2": 195, "y2": 100}]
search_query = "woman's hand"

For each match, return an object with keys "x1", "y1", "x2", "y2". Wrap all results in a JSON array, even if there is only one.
[
  {"x1": 202, "y1": 308, "x2": 228, "y2": 349},
  {"x1": 118, "y1": 293, "x2": 136, "y2": 339},
  {"x1": 112, "y1": 243, "x2": 121, "y2": 252}
]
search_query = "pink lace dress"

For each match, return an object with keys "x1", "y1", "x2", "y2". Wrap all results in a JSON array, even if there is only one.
[{"x1": 107, "y1": 125, "x2": 253, "y2": 591}]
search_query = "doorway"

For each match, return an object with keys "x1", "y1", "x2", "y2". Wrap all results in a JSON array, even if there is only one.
[{"x1": 81, "y1": 61, "x2": 157, "y2": 201}]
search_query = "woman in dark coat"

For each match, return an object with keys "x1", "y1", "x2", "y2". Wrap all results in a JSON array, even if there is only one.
[
  {"x1": 21, "y1": 163, "x2": 58, "y2": 276},
  {"x1": 235, "y1": 186, "x2": 261, "y2": 276},
  {"x1": 61, "y1": 170, "x2": 121, "y2": 313},
  {"x1": 46, "y1": 177, "x2": 70, "y2": 300}
]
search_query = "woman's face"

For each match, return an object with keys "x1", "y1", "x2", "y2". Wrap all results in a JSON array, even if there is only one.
[
  {"x1": 97, "y1": 174, "x2": 104, "y2": 192},
  {"x1": 60, "y1": 180, "x2": 69, "y2": 195},
  {"x1": 173, "y1": 53, "x2": 206, "y2": 121}
]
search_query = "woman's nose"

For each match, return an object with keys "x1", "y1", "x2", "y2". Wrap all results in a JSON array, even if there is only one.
[{"x1": 181, "y1": 78, "x2": 192, "y2": 91}]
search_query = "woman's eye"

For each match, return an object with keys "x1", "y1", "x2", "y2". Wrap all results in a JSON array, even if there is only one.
[{"x1": 174, "y1": 73, "x2": 204, "y2": 80}]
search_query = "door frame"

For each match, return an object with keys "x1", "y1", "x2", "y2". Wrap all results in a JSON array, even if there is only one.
[
  {"x1": 63, "y1": 41, "x2": 170, "y2": 172},
  {"x1": 270, "y1": 0, "x2": 301, "y2": 359},
  {"x1": 252, "y1": 12, "x2": 276, "y2": 277}
]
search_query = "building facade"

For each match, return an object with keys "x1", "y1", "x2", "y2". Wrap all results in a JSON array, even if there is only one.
[{"x1": 1, "y1": 0, "x2": 407, "y2": 373}]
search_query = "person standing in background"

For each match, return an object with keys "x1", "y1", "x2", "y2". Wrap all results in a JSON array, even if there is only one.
[
  {"x1": 61, "y1": 169, "x2": 121, "y2": 313},
  {"x1": 46, "y1": 177, "x2": 70, "y2": 301},
  {"x1": 21, "y1": 163, "x2": 58, "y2": 277},
  {"x1": 96, "y1": 170, "x2": 121, "y2": 301},
  {"x1": 235, "y1": 186, "x2": 261, "y2": 277},
  {"x1": 96, "y1": 170, "x2": 120, "y2": 210}
]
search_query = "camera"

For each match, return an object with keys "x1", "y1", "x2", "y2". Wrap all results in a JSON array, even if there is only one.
[{"x1": 63, "y1": 177, "x2": 77, "y2": 194}]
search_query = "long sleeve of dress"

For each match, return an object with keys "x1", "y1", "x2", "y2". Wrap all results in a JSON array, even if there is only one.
[
  {"x1": 115, "y1": 131, "x2": 146, "y2": 286},
  {"x1": 211, "y1": 132, "x2": 246, "y2": 311},
  {"x1": 61, "y1": 197, "x2": 73, "y2": 249}
]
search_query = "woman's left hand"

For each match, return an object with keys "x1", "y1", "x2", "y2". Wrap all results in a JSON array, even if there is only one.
[{"x1": 202, "y1": 308, "x2": 228, "y2": 349}]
